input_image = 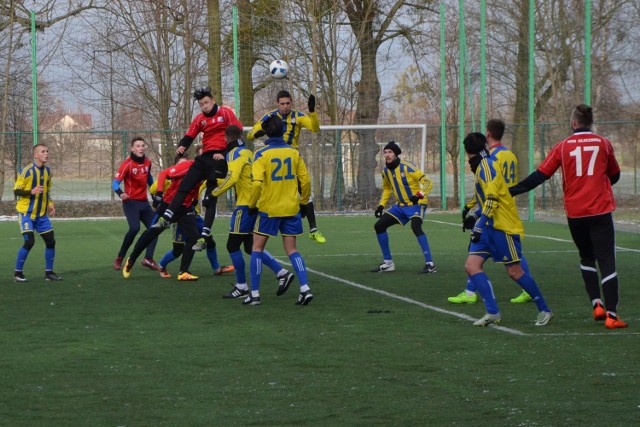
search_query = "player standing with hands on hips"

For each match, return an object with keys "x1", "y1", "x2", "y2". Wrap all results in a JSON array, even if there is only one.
[{"x1": 509, "y1": 104, "x2": 627, "y2": 329}]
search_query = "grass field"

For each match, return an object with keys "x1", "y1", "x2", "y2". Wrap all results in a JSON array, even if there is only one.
[{"x1": 0, "y1": 214, "x2": 638, "y2": 426}]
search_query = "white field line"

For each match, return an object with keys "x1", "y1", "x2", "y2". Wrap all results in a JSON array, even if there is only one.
[{"x1": 426, "y1": 219, "x2": 640, "y2": 253}]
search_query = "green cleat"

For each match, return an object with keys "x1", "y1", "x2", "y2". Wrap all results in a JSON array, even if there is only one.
[
  {"x1": 510, "y1": 290, "x2": 532, "y2": 303},
  {"x1": 447, "y1": 291, "x2": 477, "y2": 304},
  {"x1": 309, "y1": 230, "x2": 327, "y2": 243}
]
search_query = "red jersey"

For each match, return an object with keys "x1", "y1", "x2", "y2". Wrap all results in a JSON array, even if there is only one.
[
  {"x1": 184, "y1": 105, "x2": 242, "y2": 153},
  {"x1": 537, "y1": 130, "x2": 620, "y2": 218},
  {"x1": 156, "y1": 160, "x2": 200, "y2": 207},
  {"x1": 114, "y1": 156, "x2": 152, "y2": 202}
]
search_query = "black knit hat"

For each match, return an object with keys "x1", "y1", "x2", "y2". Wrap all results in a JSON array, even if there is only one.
[
  {"x1": 383, "y1": 141, "x2": 401, "y2": 156},
  {"x1": 463, "y1": 132, "x2": 487, "y2": 154}
]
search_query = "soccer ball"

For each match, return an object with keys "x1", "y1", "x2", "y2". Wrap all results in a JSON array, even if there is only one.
[{"x1": 269, "y1": 60, "x2": 289, "y2": 79}]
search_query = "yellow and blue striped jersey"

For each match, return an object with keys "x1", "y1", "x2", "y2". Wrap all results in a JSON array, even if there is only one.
[
  {"x1": 247, "y1": 110, "x2": 319, "y2": 149},
  {"x1": 213, "y1": 145, "x2": 253, "y2": 206},
  {"x1": 379, "y1": 160, "x2": 433, "y2": 207},
  {"x1": 14, "y1": 162, "x2": 53, "y2": 219},
  {"x1": 474, "y1": 156, "x2": 524, "y2": 236},
  {"x1": 464, "y1": 143, "x2": 519, "y2": 211},
  {"x1": 249, "y1": 137, "x2": 311, "y2": 216}
]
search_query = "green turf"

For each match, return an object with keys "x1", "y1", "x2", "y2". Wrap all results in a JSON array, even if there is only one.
[{"x1": 0, "y1": 214, "x2": 638, "y2": 426}]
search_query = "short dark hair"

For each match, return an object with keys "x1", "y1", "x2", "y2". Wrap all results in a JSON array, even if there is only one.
[
  {"x1": 174, "y1": 153, "x2": 188, "y2": 164},
  {"x1": 130, "y1": 136, "x2": 145, "y2": 146},
  {"x1": 571, "y1": 104, "x2": 593, "y2": 128},
  {"x1": 225, "y1": 125, "x2": 243, "y2": 140},
  {"x1": 463, "y1": 132, "x2": 488, "y2": 154},
  {"x1": 262, "y1": 114, "x2": 285, "y2": 137},
  {"x1": 276, "y1": 90, "x2": 291, "y2": 101},
  {"x1": 486, "y1": 119, "x2": 505, "y2": 141},
  {"x1": 193, "y1": 86, "x2": 214, "y2": 101}
]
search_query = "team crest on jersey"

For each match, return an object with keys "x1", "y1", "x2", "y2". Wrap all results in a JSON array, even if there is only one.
[
  {"x1": 201, "y1": 120, "x2": 207, "y2": 126},
  {"x1": 217, "y1": 117, "x2": 224, "y2": 123},
  {"x1": 132, "y1": 167, "x2": 139, "y2": 174}
]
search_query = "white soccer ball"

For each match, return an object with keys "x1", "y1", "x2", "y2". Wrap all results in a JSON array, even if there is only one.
[{"x1": 269, "y1": 59, "x2": 289, "y2": 79}]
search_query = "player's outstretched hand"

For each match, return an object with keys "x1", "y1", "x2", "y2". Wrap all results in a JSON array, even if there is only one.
[
  {"x1": 462, "y1": 213, "x2": 478, "y2": 232},
  {"x1": 308, "y1": 94, "x2": 316, "y2": 113}
]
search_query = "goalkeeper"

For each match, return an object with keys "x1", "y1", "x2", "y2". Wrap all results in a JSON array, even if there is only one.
[{"x1": 371, "y1": 141, "x2": 436, "y2": 274}]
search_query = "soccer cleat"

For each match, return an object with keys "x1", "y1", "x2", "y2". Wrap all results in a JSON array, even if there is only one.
[
  {"x1": 142, "y1": 258, "x2": 161, "y2": 271},
  {"x1": 122, "y1": 258, "x2": 133, "y2": 279},
  {"x1": 214, "y1": 265, "x2": 235, "y2": 276},
  {"x1": 593, "y1": 302, "x2": 606, "y2": 321},
  {"x1": 309, "y1": 230, "x2": 327, "y2": 244},
  {"x1": 295, "y1": 290, "x2": 314, "y2": 306},
  {"x1": 151, "y1": 216, "x2": 170, "y2": 230},
  {"x1": 159, "y1": 268, "x2": 172, "y2": 279},
  {"x1": 510, "y1": 290, "x2": 532, "y2": 303},
  {"x1": 473, "y1": 312, "x2": 502, "y2": 326},
  {"x1": 276, "y1": 271, "x2": 295, "y2": 296},
  {"x1": 535, "y1": 311, "x2": 554, "y2": 326},
  {"x1": 420, "y1": 262, "x2": 437, "y2": 274},
  {"x1": 14, "y1": 271, "x2": 28, "y2": 282},
  {"x1": 113, "y1": 256, "x2": 124, "y2": 270},
  {"x1": 45, "y1": 271, "x2": 62, "y2": 281},
  {"x1": 242, "y1": 295, "x2": 261, "y2": 305},
  {"x1": 177, "y1": 272, "x2": 199, "y2": 281},
  {"x1": 192, "y1": 238, "x2": 207, "y2": 252},
  {"x1": 223, "y1": 286, "x2": 249, "y2": 299},
  {"x1": 447, "y1": 291, "x2": 477, "y2": 304},
  {"x1": 371, "y1": 261, "x2": 395, "y2": 273},
  {"x1": 605, "y1": 314, "x2": 628, "y2": 329}
]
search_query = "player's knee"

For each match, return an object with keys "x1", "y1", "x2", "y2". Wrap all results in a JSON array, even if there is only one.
[
  {"x1": 22, "y1": 232, "x2": 35, "y2": 250},
  {"x1": 42, "y1": 231, "x2": 55, "y2": 249},
  {"x1": 580, "y1": 256, "x2": 596, "y2": 267},
  {"x1": 374, "y1": 218, "x2": 391, "y2": 234},
  {"x1": 505, "y1": 263, "x2": 524, "y2": 281},
  {"x1": 410, "y1": 218, "x2": 424, "y2": 237},
  {"x1": 172, "y1": 243, "x2": 184, "y2": 257}
]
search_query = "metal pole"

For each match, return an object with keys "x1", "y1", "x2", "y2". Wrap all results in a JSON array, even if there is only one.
[
  {"x1": 439, "y1": 0, "x2": 447, "y2": 210},
  {"x1": 584, "y1": 0, "x2": 591, "y2": 104},
  {"x1": 527, "y1": 0, "x2": 535, "y2": 222},
  {"x1": 458, "y1": 0, "x2": 466, "y2": 208},
  {"x1": 31, "y1": 10, "x2": 38, "y2": 145},
  {"x1": 480, "y1": 0, "x2": 486, "y2": 132},
  {"x1": 232, "y1": 4, "x2": 240, "y2": 114}
]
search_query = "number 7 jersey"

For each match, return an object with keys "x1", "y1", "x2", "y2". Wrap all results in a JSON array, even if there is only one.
[{"x1": 537, "y1": 130, "x2": 620, "y2": 218}]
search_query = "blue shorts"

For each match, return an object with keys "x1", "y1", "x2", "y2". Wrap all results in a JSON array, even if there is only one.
[
  {"x1": 469, "y1": 225, "x2": 523, "y2": 265},
  {"x1": 229, "y1": 206, "x2": 256, "y2": 235},
  {"x1": 253, "y1": 212, "x2": 303, "y2": 237},
  {"x1": 386, "y1": 204, "x2": 426, "y2": 225},
  {"x1": 19, "y1": 213, "x2": 52, "y2": 234},
  {"x1": 174, "y1": 214, "x2": 204, "y2": 243}
]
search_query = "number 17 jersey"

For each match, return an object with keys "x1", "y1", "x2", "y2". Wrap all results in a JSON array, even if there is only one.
[{"x1": 537, "y1": 130, "x2": 620, "y2": 218}]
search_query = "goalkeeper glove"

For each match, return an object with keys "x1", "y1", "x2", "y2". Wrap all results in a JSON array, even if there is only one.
[
  {"x1": 300, "y1": 204, "x2": 308, "y2": 218},
  {"x1": 462, "y1": 205, "x2": 471, "y2": 220},
  {"x1": 409, "y1": 191, "x2": 424, "y2": 205},
  {"x1": 152, "y1": 192, "x2": 163, "y2": 209},
  {"x1": 462, "y1": 213, "x2": 478, "y2": 232},
  {"x1": 470, "y1": 226, "x2": 483, "y2": 243},
  {"x1": 308, "y1": 94, "x2": 316, "y2": 113},
  {"x1": 374, "y1": 205, "x2": 384, "y2": 218},
  {"x1": 253, "y1": 129, "x2": 265, "y2": 138}
]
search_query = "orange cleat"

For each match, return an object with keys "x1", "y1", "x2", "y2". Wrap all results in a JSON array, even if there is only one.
[
  {"x1": 215, "y1": 265, "x2": 235, "y2": 276},
  {"x1": 605, "y1": 314, "x2": 628, "y2": 329},
  {"x1": 593, "y1": 302, "x2": 606, "y2": 321}
]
